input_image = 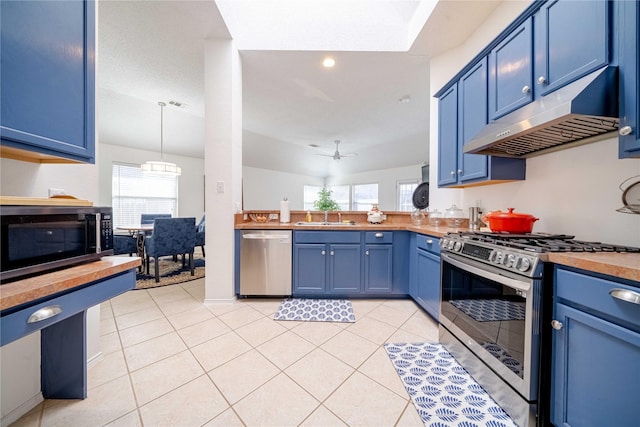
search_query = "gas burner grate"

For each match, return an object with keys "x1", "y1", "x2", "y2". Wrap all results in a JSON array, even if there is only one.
[{"x1": 448, "y1": 232, "x2": 639, "y2": 253}]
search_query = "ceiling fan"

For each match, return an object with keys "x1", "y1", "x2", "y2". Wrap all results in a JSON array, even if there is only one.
[{"x1": 317, "y1": 140, "x2": 358, "y2": 160}]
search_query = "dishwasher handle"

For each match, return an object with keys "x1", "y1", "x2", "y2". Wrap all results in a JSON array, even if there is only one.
[{"x1": 242, "y1": 234, "x2": 290, "y2": 240}]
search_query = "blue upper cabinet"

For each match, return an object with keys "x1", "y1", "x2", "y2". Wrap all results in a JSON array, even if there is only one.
[
  {"x1": 437, "y1": 84, "x2": 458, "y2": 186},
  {"x1": 458, "y1": 59, "x2": 489, "y2": 182},
  {"x1": 438, "y1": 58, "x2": 525, "y2": 188},
  {"x1": 619, "y1": 0, "x2": 640, "y2": 158},
  {"x1": 534, "y1": 0, "x2": 609, "y2": 97},
  {"x1": 488, "y1": 18, "x2": 533, "y2": 120},
  {"x1": 0, "y1": 0, "x2": 96, "y2": 164}
]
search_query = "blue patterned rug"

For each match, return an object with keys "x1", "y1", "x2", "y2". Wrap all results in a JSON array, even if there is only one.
[
  {"x1": 449, "y1": 299, "x2": 525, "y2": 322},
  {"x1": 273, "y1": 298, "x2": 355, "y2": 322},
  {"x1": 384, "y1": 342, "x2": 516, "y2": 427}
]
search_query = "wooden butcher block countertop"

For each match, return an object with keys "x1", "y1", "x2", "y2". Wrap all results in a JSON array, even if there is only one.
[{"x1": 1, "y1": 256, "x2": 141, "y2": 311}]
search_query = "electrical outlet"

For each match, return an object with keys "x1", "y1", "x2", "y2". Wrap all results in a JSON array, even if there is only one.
[
  {"x1": 216, "y1": 181, "x2": 225, "y2": 193},
  {"x1": 269, "y1": 213, "x2": 278, "y2": 220},
  {"x1": 48, "y1": 188, "x2": 66, "y2": 197}
]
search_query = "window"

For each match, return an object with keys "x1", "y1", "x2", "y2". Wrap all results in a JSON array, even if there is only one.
[
  {"x1": 397, "y1": 179, "x2": 420, "y2": 211},
  {"x1": 303, "y1": 183, "x2": 378, "y2": 211},
  {"x1": 352, "y1": 183, "x2": 378, "y2": 211},
  {"x1": 328, "y1": 185, "x2": 350, "y2": 210},
  {"x1": 112, "y1": 163, "x2": 178, "y2": 228}
]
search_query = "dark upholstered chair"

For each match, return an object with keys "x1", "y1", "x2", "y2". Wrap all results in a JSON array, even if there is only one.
[
  {"x1": 195, "y1": 214, "x2": 205, "y2": 257},
  {"x1": 140, "y1": 213, "x2": 171, "y2": 225},
  {"x1": 113, "y1": 234, "x2": 137, "y2": 256},
  {"x1": 144, "y1": 217, "x2": 196, "y2": 282}
]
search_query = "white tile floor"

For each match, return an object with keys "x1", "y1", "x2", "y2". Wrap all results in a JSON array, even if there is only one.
[{"x1": 11, "y1": 278, "x2": 442, "y2": 427}]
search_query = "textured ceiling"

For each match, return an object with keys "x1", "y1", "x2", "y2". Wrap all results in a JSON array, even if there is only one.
[{"x1": 98, "y1": 0, "x2": 503, "y2": 177}]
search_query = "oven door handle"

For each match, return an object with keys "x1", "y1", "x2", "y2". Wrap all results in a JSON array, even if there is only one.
[{"x1": 441, "y1": 252, "x2": 531, "y2": 292}]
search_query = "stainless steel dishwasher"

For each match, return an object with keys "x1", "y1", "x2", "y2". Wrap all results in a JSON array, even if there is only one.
[{"x1": 239, "y1": 230, "x2": 292, "y2": 296}]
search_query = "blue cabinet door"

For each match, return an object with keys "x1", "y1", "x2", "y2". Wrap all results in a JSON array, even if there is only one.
[
  {"x1": 364, "y1": 245, "x2": 393, "y2": 293},
  {"x1": 0, "y1": 0, "x2": 95, "y2": 163},
  {"x1": 534, "y1": 0, "x2": 609, "y2": 97},
  {"x1": 438, "y1": 84, "x2": 458, "y2": 186},
  {"x1": 458, "y1": 58, "x2": 489, "y2": 183},
  {"x1": 328, "y1": 244, "x2": 361, "y2": 293},
  {"x1": 293, "y1": 244, "x2": 326, "y2": 294},
  {"x1": 417, "y1": 248, "x2": 441, "y2": 321},
  {"x1": 619, "y1": 0, "x2": 640, "y2": 158},
  {"x1": 489, "y1": 17, "x2": 533, "y2": 120},
  {"x1": 551, "y1": 303, "x2": 640, "y2": 427}
]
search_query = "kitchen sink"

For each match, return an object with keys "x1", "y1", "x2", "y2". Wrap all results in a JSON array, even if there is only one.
[{"x1": 295, "y1": 221, "x2": 356, "y2": 226}]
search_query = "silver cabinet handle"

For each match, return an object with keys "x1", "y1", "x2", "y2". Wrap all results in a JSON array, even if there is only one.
[
  {"x1": 537, "y1": 76, "x2": 547, "y2": 85},
  {"x1": 551, "y1": 319, "x2": 563, "y2": 330},
  {"x1": 365, "y1": 250, "x2": 370, "y2": 255},
  {"x1": 330, "y1": 250, "x2": 334, "y2": 256},
  {"x1": 450, "y1": 171, "x2": 455, "y2": 176},
  {"x1": 27, "y1": 305, "x2": 62, "y2": 323},
  {"x1": 619, "y1": 126, "x2": 633, "y2": 136},
  {"x1": 375, "y1": 233, "x2": 384, "y2": 238},
  {"x1": 609, "y1": 289, "x2": 640, "y2": 305},
  {"x1": 321, "y1": 250, "x2": 326, "y2": 256},
  {"x1": 426, "y1": 239, "x2": 433, "y2": 244},
  {"x1": 522, "y1": 85, "x2": 531, "y2": 94},
  {"x1": 457, "y1": 169, "x2": 463, "y2": 174}
]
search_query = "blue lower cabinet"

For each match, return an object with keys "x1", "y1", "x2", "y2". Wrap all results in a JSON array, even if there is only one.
[
  {"x1": 364, "y1": 244, "x2": 393, "y2": 293},
  {"x1": 410, "y1": 234, "x2": 441, "y2": 320},
  {"x1": 551, "y1": 267, "x2": 640, "y2": 426},
  {"x1": 292, "y1": 230, "x2": 403, "y2": 297},
  {"x1": 1, "y1": 269, "x2": 136, "y2": 399},
  {"x1": 293, "y1": 243, "x2": 327, "y2": 294},
  {"x1": 329, "y1": 244, "x2": 362, "y2": 293},
  {"x1": 416, "y1": 248, "x2": 441, "y2": 321}
]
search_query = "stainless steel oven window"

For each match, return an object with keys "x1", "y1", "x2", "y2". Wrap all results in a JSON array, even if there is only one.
[{"x1": 440, "y1": 252, "x2": 542, "y2": 400}]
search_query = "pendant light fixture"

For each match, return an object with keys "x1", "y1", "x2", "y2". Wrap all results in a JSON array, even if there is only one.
[{"x1": 141, "y1": 101, "x2": 182, "y2": 175}]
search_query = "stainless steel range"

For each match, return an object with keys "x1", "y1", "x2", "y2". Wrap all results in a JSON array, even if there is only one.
[{"x1": 438, "y1": 232, "x2": 639, "y2": 427}]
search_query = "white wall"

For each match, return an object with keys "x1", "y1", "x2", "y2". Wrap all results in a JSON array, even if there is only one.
[
  {"x1": 327, "y1": 164, "x2": 423, "y2": 211},
  {"x1": 98, "y1": 143, "x2": 205, "y2": 220},
  {"x1": 428, "y1": 0, "x2": 640, "y2": 247},
  {"x1": 242, "y1": 166, "x2": 325, "y2": 210}
]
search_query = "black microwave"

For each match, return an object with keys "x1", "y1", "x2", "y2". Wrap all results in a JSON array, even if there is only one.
[{"x1": 1, "y1": 205, "x2": 114, "y2": 283}]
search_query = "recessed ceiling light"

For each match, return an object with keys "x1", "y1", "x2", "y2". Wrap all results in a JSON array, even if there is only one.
[
  {"x1": 322, "y1": 57, "x2": 336, "y2": 68},
  {"x1": 308, "y1": 144, "x2": 319, "y2": 148},
  {"x1": 398, "y1": 95, "x2": 411, "y2": 104}
]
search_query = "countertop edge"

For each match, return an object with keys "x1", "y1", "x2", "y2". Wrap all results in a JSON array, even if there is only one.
[
  {"x1": 548, "y1": 252, "x2": 640, "y2": 283},
  {"x1": 1, "y1": 256, "x2": 142, "y2": 311}
]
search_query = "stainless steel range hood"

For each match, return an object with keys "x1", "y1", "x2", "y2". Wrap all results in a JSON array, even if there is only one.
[{"x1": 464, "y1": 66, "x2": 619, "y2": 158}]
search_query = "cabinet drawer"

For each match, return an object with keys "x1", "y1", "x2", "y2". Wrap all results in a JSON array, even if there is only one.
[
  {"x1": 416, "y1": 234, "x2": 440, "y2": 255},
  {"x1": 294, "y1": 231, "x2": 360, "y2": 244},
  {"x1": 1, "y1": 270, "x2": 135, "y2": 346},
  {"x1": 555, "y1": 268, "x2": 640, "y2": 330},
  {"x1": 364, "y1": 231, "x2": 393, "y2": 244}
]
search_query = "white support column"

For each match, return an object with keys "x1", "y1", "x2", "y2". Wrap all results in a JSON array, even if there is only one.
[{"x1": 203, "y1": 39, "x2": 243, "y2": 303}]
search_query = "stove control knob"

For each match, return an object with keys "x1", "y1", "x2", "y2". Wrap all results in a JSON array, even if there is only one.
[
  {"x1": 453, "y1": 241, "x2": 462, "y2": 252},
  {"x1": 440, "y1": 238, "x2": 448, "y2": 249},
  {"x1": 492, "y1": 251, "x2": 504, "y2": 264},
  {"x1": 517, "y1": 257, "x2": 531, "y2": 272},
  {"x1": 447, "y1": 240, "x2": 456, "y2": 250},
  {"x1": 505, "y1": 253, "x2": 517, "y2": 268}
]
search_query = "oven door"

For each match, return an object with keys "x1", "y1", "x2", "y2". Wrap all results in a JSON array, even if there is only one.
[{"x1": 440, "y1": 252, "x2": 542, "y2": 401}]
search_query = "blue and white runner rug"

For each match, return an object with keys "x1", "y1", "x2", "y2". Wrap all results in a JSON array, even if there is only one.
[
  {"x1": 384, "y1": 342, "x2": 516, "y2": 427},
  {"x1": 274, "y1": 298, "x2": 355, "y2": 323}
]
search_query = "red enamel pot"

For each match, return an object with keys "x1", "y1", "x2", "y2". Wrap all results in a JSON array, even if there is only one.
[{"x1": 482, "y1": 208, "x2": 539, "y2": 233}]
